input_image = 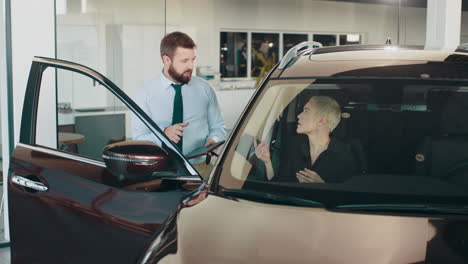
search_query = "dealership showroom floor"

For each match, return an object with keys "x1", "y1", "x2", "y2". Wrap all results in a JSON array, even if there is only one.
[{"x1": 1, "y1": 0, "x2": 468, "y2": 263}]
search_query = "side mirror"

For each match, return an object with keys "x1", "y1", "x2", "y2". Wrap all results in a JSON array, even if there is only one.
[{"x1": 102, "y1": 140, "x2": 172, "y2": 182}]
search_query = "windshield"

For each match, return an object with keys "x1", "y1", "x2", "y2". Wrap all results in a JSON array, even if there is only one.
[{"x1": 218, "y1": 77, "x2": 468, "y2": 207}]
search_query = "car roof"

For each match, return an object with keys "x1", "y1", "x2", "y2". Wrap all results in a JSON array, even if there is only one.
[{"x1": 276, "y1": 45, "x2": 468, "y2": 80}]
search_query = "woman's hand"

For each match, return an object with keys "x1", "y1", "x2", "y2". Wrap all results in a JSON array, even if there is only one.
[
  {"x1": 296, "y1": 168, "x2": 325, "y2": 183},
  {"x1": 253, "y1": 138, "x2": 271, "y2": 164}
]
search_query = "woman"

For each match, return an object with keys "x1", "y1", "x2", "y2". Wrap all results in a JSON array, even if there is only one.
[{"x1": 254, "y1": 96, "x2": 357, "y2": 183}]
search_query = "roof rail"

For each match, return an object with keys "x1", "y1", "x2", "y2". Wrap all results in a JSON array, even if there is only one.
[
  {"x1": 278, "y1": 41, "x2": 322, "y2": 69},
  {"x1": 456, "y1": 43, "x2": 468, "y2": 53}
]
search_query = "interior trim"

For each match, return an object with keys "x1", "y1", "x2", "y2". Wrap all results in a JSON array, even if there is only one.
[{"x1": 16, "y1": 143, "x2": 106, "y2": 167}]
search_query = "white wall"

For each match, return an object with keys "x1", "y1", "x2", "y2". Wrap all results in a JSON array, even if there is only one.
[
  {"x1": 0, "y1": 0, "x2": 9, "y2": 242},
  {"x1": 0, "y1": 1, "x2": 4, "y2": 149},
  {"x1": 425, "y1": 0, "x2": 461, "y2": 51},
  {"x1": 0, "y1": 0, "x2": 56, "y2": 242},
  {"x1": 167, "y1": 0, "x2": 428, "y2": 70},
  {"x1": 26, "y1": 0, "x2": 468, "y2": 127},
  {"x1": 58, "y1": 0, "x2": 429, "y2": 76},
  {"x1": 57, "y1": 25, "x2": 103, "y2": 109},
  {"x1": 11, "y1": 0, "x2": 56, "y2": 144},
  {"x1": 459, "y1": 9, "x2": 468, "y2": 42},
  {"x1": 11, "y1": 0, "x2": 467, "y2": 135},
  {"x1": 164, "y1": 0, "x2": 428, "y2": 129},
  {"x1": 54, "y1": 0, "x2": 431, "y2": 130}
]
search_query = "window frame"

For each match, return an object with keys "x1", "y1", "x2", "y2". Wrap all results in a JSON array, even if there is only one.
[{"x1": 23, "y1": 56, "x2": 199, "y2": 176}]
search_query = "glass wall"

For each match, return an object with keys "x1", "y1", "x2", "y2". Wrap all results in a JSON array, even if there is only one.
[
  {"x1": 251, "y1": 33, "x2": 279, "y2": 79},
  {"x1": 56, "y1": 0, "x2": 165, "y2": 107},
  {"x1": 283, "y1": 34, "x2": 308, "y2": 54},
  {"x1": 56, "y1": 0, "x2": 165, "y2": 141},
  {"x1": 461, "y1": 3, "x2": 468, "y2": 44},
  {"x1": 56, "y1": 0, "x2": 428, "y2": 88},
  {"x1": 313, "y1": 34, "x2": 337, "y2": 46},
  {"x1": 220, "y1": 32, "x2": 247, "y2": 78},
  {"x1": 56, "y1": 0, "x2": 428, "y2": 133}
]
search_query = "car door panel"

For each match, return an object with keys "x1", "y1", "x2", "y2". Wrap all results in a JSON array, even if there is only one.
[
  {"x1": 9, "y1": 144, "x2": 190, "y2": 263},
  {"x1": 8, "y1": 57, "x2": 200, "y2": 263}
]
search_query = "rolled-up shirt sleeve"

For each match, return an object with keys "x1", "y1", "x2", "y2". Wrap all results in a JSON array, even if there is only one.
[{"x1": 206, "y1": 89, "x2": 226, "y2": 143}]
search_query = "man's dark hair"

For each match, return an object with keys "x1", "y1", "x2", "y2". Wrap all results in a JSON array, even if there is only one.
[{"x1": 160, "y1": 31, "x2": 196, "y2": 59}]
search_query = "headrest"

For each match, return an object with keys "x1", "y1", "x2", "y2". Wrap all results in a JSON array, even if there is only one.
[
  {"x1": 330, "y1": 112, "x2": 349, "y2": 139},
  {"x1": 428, "y1": 90, "x2": 468, "y2": 134}
]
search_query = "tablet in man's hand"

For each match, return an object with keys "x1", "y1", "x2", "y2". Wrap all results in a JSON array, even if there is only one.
[{"x1": 186, "y1": 141, "x2": 225, "y2": 160}]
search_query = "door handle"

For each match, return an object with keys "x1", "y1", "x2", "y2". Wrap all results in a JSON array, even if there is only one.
[{"x1": 12, "y1": 175, "x2": 48, "y2": 192}]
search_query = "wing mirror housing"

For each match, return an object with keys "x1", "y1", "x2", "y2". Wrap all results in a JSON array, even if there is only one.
[{"x1": 102, "y1": 140, "x2": 172, "y2": 182}]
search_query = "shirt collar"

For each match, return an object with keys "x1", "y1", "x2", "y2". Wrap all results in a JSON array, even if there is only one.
[
  {"x1": 300, "y1": 136, "x2": 338, "y2": 158},
  {"x1": 160, "y1": 72, "x2": 192, "y2": 91},
  {"x1": 160, "y1": 73, "x2": 176, "y2": 91}
]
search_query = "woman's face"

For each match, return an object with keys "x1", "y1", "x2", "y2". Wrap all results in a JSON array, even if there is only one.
[{"x1": 296, "y1": 100, "x2": 323, "y2": 134}]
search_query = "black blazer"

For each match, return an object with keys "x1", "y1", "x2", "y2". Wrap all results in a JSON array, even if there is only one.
[{"x1": 275, "y1": 135, "x2": 358, "y2": 183}]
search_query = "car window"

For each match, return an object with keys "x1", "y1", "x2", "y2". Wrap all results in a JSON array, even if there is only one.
[
  {"x1": 219, "y1": 78, "x2": 468, "y2": 207},
  {"x1": 34, "y1": 65, "x2": 195, "y2": 189},
  {"x1": 37, "y1": 67, "x2": 131, "y2": 160}
]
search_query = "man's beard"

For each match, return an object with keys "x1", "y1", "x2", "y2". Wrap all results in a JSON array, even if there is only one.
[{"x1": 168, "y1": 64, "x2": 192, "y2": 84}]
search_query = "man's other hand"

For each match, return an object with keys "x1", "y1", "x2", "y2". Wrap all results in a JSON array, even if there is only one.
[{"x1": 164, "y1": 122, "x2": 189, "y2": 143}]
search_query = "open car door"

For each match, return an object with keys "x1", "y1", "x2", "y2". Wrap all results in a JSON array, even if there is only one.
[{"x1": 8, "y1": 57, "x2": 201, "y2": 263}]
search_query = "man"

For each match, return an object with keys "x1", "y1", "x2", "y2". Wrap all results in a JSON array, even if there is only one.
[
  {"x1": 132, "y1": 31, "x2": 226, "y2": 177},
  {"x1": 254, "y1": 96, "x2": 357, "y2": 183}
]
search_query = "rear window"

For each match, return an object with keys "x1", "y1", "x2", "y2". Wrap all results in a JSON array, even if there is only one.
[{"x1": 218, "y1": 78, "x2": 468, "y2": 207}]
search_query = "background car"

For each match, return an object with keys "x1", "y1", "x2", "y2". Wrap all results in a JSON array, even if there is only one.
[{"x1": 8, "y1": 44, "x2": 468, "y2": 263}]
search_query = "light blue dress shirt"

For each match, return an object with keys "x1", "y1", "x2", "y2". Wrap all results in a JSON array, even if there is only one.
[{"x1": 132, "y1": 73, "x2": 226, "y2": 164}]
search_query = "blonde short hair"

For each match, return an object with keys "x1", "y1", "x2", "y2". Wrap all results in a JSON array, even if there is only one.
[{"x1": 309, "y1": 96, "x2": 341, "y2": 132}]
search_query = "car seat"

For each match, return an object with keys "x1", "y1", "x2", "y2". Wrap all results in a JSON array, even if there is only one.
[{"x1": 415, "y1": 90, "x2": 468, "y2": 185}]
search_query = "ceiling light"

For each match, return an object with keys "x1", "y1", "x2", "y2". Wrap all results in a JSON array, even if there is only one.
[{"x1": 81, "y1": 0, "x2": 87, "y2": 13}]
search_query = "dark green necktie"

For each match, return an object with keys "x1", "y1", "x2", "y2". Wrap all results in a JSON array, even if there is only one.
[{"x1": 171, "y1": 83, "x2": 183, "y2": 151}]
